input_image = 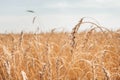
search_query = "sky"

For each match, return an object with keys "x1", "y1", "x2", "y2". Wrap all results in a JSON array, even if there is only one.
[{"x1": 0, "y1": 0, "x2": 120, "y2": 33}]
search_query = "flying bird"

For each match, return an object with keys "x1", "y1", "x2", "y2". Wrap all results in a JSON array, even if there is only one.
[{"x1": 26, "y1": 10, "x2": 35, "y2": 13}]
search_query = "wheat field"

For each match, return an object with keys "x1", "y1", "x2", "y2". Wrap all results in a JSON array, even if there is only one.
[{"x1": 0, "y1": 19, "x2": 120, "y2": 80}]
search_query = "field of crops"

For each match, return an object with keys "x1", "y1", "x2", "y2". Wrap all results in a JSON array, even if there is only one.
[{"x1": 0, "y1": 20, "x2": 120, "y2": 80}]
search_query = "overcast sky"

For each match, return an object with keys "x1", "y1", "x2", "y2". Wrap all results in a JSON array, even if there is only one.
[{"x1": 0, "y1": 0, "x2": 120, "y2": 33}]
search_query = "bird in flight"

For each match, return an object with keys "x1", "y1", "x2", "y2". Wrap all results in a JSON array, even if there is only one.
[{"x1": 26, "y1": 10, "x2": 35, "y2": 13}]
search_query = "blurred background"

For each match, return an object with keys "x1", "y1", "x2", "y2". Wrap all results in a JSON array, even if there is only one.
[{"x1": 0, "y1": 0, "x2": 120, "y2": 33}]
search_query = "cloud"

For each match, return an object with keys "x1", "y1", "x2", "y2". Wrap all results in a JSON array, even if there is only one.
[
  {"x1": 0, "y1": 0, "x2": 120, "y2": 15},
  {"x1": 41, "y1": 0, "x2": 120, "y2": 10},
  {"x1": 0, "y1": 0, "x2": 120, "y2": 33}
]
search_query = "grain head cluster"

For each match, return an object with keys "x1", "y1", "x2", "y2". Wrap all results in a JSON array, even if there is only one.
[{"x1": 0, "y1": 19, "x2": 120, "y2": 80}]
